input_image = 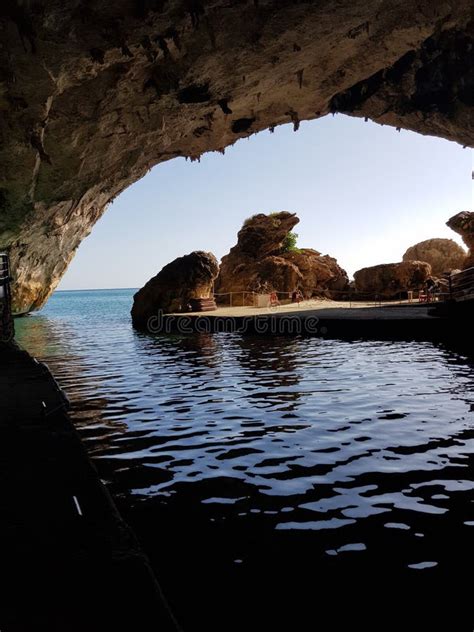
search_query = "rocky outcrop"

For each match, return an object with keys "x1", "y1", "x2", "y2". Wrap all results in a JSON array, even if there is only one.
[
  {"x1": 215, "y1": 212, "x2": 348, "y2": 304},
  {"x1": 354, "y1": 261, "x2": 432, "y2": 297},
  {"x1": 243, "y1": 256, "x2": 303, "y2": 298},
  {"x1": 447, "y1": 211, "x2": 474, "y2": 269},
  {"x1": 232, "y1": 212, "x2": 300, "y2": 259},
  {"x1": 131, "y1": 251, "x2": 218, "y2": 329},
  {"x1": 1, "y1": 3, "x2": 473, "y2": 312},
  {"x1": 284, "y1": 250, "x2": 349, "y2": 293},
  {"x1": 402, "y1": 238, "x2": 467, "y2": 276}
]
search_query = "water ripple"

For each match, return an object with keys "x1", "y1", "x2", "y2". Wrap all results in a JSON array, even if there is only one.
[{"x1": 15, "y1": 289, "x2": 474, "y2": 629}]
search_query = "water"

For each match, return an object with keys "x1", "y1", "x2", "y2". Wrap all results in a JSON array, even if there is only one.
[{"x1": 16, "y1": 289, "x2": 474, "y2": 629}]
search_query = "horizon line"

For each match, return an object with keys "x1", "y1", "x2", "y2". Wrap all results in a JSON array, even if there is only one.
[{"x1": 56, "y1": 287, "x2": 139, "y2": 293}]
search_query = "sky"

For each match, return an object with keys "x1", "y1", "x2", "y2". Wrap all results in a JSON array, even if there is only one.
[{"x1": 58, "y1": 114, "x2": 472, "y2": 290}]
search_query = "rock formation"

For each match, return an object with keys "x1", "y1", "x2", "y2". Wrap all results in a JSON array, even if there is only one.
[
  {"x1": 131, "y1": 251, "x2": 218, "y2": 329},
  {"x1": 354, "y1": 261, "x2": 432, "y2": 297},
  {"x1": 1, "y1": 2, "x2": 473, "y2": 312},
  {"x1": 446, "y1": 211, "x2": 474, "y2": 269},
  {"x1": 215, "y1": 212, "x2": 348, "y2": 304},
  {"x1": 402, "y1": 238, "x2": 466, "y2": 276},
  {"x1": 284, "y1": 250, "x2": 350, "y2": 293}
]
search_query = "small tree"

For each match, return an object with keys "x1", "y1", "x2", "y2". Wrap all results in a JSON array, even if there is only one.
[{"x1": 282, "y1": 231, "x2": 300, "y2": 253}]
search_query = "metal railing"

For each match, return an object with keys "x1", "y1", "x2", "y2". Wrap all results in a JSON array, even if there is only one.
[
  {"x1": 212, "y1": 270, "x2": 474, "y2": 312},
  {"x1": 213, "y1": 289, "x2": 386, "y2": 309},
  {"x1": 214, "y1": 291, "x2": 257, "y2": 307},
  {"x1": 0, "y1": 253, "x2": 10, "y2": 284},
  {"x1": 448, "y1": 267, "x2": 474, "y2": 302},
  {"x1": 0, "y1": 253, "x2": 14, "y2": 343}
]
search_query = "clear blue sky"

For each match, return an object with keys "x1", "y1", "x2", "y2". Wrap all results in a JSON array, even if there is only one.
[{"x1": 59, "y1": 114, "x2": 472, "y2": 290}]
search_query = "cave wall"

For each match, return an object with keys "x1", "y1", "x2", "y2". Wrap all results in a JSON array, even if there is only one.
[{"x1": 0, "y1": 0, "x2": 473, "y2": 313}]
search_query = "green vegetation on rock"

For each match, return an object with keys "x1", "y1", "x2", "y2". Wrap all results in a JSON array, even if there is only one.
[{"x1": 282, "y1": 231, "x2": 301, "y2": 253}]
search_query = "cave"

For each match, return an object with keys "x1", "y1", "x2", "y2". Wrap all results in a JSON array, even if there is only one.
[{"x1": 0, "y1": 0, "x2": 473, "y2": 314}]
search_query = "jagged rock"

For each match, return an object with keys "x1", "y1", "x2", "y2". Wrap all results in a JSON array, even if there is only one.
[
  {"x1": 447, "y1": 211, "x2": 474, "y2": 269},
  {"x1": 0, "y1": 2, "x2": 473, "y2": 312},
  {"x1": 131, "y1": 251, "x2": 218, "y2": 329},
  {"x1": 215, "y1": 212, "x2": 348, "y2": 304},
  {"x1": 402, "y1": 238, "x2": 467, "y2": 276},
  {"x1": 354, "y1": 261, "x2": 432, "y2": 297},
  {"x1": 234, "y1": 212, "x2": 300, "y2": 258}
]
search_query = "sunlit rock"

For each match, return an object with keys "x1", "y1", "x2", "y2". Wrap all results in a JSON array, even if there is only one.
[
  {"x1": 447, "y1": 211, "x2": 474, "y2": 269},
  {"x1": 215, "y1": 212, "x2": 348, "y2": 304},
  {"x1": 131, "y1": 251, "x2": 219, "y2": 329},
  {"x1": 354, "y1": 261, "x2": 432, "y2": 297},
  {"x1": 402, "y1": 238, "x2": 467, "y2": 276}
]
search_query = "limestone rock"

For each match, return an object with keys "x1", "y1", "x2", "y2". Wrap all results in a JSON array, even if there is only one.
[
  {"x1": 354, "y1": 261, "x2": 432, "y2": 297},
  {"x1": 284, "y1": 250, "x2": 349, "y2": 295},
  {"x1": 131, "y1": 251, "x2": 218, "y2": 329},
  {"x1": 215, "y1": 212, "x2": 348, "y2": 304},
  {"x1": 447, "y1": 211, "x2": 474, "y2": 269},
  {"x1": 402, "y1": 238, "x2": 467, "y2": 276},
  {"x1": 247, "y1": 256, "x2": 303, "y2": 297},
  {"x1": 0, "y1": 2, "x2": 473, "y2": 312},
  {"x1": 234, "y1": 212, "x2": 300, "y2": 258}
]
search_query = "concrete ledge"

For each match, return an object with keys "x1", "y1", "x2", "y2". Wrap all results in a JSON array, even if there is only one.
[
  {"x1": 155, "y1": 314, "x2": 451, "y2": 340},
  {"x1": 138, "y1": 302, "x2": 462, "y2": 342},
  {"x1": 0, "y1": 343, "x2": 179, "y2": 632}
]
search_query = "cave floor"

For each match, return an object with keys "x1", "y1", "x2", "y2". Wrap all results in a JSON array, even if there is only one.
[{"x1": 0, "y1": 343, "x2": 178, "y2": 632}]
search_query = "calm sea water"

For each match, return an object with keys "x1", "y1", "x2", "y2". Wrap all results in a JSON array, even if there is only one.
[{"x1": 16, "y1": 289, "x2": 474, "y2": 629}]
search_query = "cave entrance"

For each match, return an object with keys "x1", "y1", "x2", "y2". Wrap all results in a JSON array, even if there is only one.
[
  {"x1": 2, "y1": 2, "x2": 473, "y2": 314},
  {"x1": 54, "y1": 114, "x2": 471, "y2": 301}
]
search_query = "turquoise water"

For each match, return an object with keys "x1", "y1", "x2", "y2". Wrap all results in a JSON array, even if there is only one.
[{"x1": 16, "y1": 289, "x2": 474, "y2": 630}]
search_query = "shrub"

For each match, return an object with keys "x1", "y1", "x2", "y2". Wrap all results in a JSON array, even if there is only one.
[
  {"x1": 282, "y1": 231, "x2": 300, "y2": 253},
  {"x1": 244, "y1": 212, "x2": 283, "y2": 228}
]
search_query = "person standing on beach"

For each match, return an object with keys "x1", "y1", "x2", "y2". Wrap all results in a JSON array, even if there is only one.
[{"x1": 292, "y1": 289, "x2": 303, "y2": 306}]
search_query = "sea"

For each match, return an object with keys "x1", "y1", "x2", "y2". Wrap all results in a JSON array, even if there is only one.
[{"x1": 15, "y1": 288, "x2": 474, "y2": 630}]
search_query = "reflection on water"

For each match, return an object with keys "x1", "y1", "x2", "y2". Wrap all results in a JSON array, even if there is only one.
[{"x1": 16, "y1": 289, "x2": 474, "y2": 629}]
